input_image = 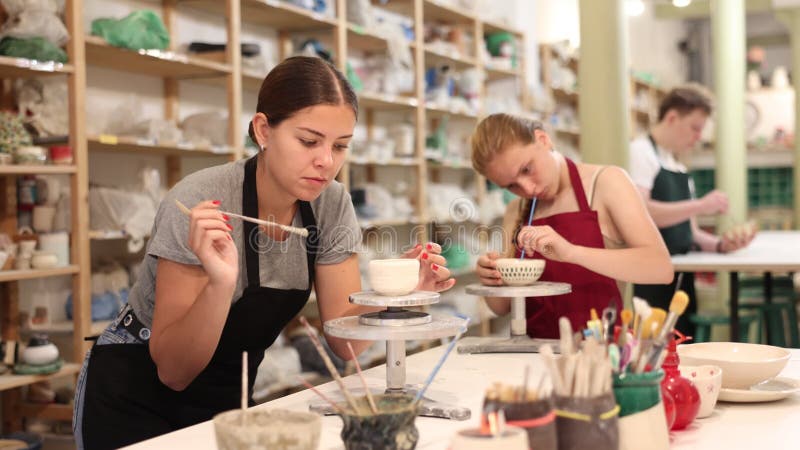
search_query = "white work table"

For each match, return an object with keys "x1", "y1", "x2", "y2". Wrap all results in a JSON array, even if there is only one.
[
  {"x1": 123, "y1": 337, "x2": 800, "y2": 450},
  {"x1": 671, "y1": 231, "x2": 800, "y2": 342}
]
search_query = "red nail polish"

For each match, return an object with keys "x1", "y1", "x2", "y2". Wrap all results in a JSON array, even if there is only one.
[
  {"x1": 222, "y1": 214, "x2": 229, "y2": 221},
  {"x1": 432, "y1": 264, "x2": 439, "y2": 271},
  {"x1": 422, "y1": 253, "x2": 429, "y2": 260},
  {"x1": 212, "y1": 200, "x2": 221, "y2": 205},
  {"x1": 426, "y1": 243, "x2": 432, "y2": 251},
  {"x1": 226, "y1": 224, "x2": 233, "y2": 231}
]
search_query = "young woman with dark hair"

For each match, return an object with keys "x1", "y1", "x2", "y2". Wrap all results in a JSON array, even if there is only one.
[{"x1": 73, "y1": 56, "x2": 456, "y2": 449}]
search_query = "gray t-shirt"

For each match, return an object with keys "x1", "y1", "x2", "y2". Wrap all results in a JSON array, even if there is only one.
[{"x1": 127, "y1": 158, "x2": 361, "y2": 328}]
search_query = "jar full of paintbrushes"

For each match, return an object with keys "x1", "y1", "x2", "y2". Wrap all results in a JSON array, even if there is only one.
[
  {"x1": 612, "y1": 370, "x2": 669, "y2": 450},
  {"x1": 483, "y1": 381, "x2": 557, "y2": 450}
]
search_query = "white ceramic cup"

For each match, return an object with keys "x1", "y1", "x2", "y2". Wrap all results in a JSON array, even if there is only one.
[
  {"x1": 679, "y1": 365, "x2": 723, "y2": 418},
  {"x1": 38, "y1": 232, "x2": 69, "y2": 267},
  {"x1": 369, "y1": 258, "x2": 420, "y2": 296},
  {"x1": 32, "y1": 205, "x2": 56, "y2": 233}
]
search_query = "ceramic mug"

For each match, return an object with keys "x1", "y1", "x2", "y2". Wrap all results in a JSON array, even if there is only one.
[
  {"x1": 679, "y1": 365, "x2": 722, "y2": 419},
  {"x1": 213, "y1": 409, "x2": 321, "y2": 450},
  {"x1": 32, "y1": 206, "x2": 56, "y2": 233},
  {"x1": 31, "y1": 251, "x2": 58, "y2": 270}
]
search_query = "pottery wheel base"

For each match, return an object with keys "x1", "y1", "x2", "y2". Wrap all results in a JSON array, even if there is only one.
[
  {"x1": 457, "y1": 336, "x2": 561, "y2": 354},
  {"x1": 309, "y1": 386, "x2": 471, "y2": 421},
  {"x1": 359, "y1": 309, "x2": 431, "y2": 327}
]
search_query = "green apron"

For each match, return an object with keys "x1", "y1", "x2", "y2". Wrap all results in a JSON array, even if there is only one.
[{"x1": 633, "y1": 135, "x2": 697, "y2": 336}]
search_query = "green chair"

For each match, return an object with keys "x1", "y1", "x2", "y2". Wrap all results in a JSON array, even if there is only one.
[
  {"x1": 738, "y1": 275, "x2": 799, "y2": 348},
  {"x1": 689, "y1": 313, "x2": 760, "y2": 343}
]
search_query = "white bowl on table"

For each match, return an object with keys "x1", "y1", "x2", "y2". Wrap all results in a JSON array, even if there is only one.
[
  {"x1": 369, "y1": 259, "x2": 419, "y2": 296},
  {"x1": 495, "y1": 258, "x2": 546, "y2": 286},
  {"x1": 677, "y1": 342, "x2": 790, "y2": 389}
]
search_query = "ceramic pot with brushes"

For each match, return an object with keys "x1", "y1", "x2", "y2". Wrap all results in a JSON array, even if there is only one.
[
  {"x1": 612, "y1": 370, "x2": 670, "y2": 450},
  {"x1": 660, "y1": 332, "x2": 700, "y2": 430},
  {"x1": 554, "y1": 392, "x2": 619, "y2": 450},
  {"x1": 339, "y1": 394, "x2": 419, "y2": 450}
]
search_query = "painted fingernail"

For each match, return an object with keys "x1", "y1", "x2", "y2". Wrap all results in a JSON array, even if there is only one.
[
  {"x1": 226, "y1": 224, "x2": 233, "y2": 231},
  {"x1": 426, "y1": 243, "x2": 433, "y2": 251},
  {"x1": 432, "y1": 264, "x2": 439, "y2": 271},
  {"x1": 422, "y1": 253, "x2": 429, "y2": 260},
  {"x1": 212, "y1": 200, "x2": 221, "y2": 205},
  {"x1": 222, "y1": 214, "x2": 229, "y2": 221}
]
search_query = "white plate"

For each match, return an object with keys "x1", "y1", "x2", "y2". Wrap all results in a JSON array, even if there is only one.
[{"x1": 718, "y1": 377, "x2": 800, "y2": 403}]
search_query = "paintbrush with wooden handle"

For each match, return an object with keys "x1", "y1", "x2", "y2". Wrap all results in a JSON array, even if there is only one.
[{"x1": 174, "y1": 199, "x2": 309, "y2": 238}]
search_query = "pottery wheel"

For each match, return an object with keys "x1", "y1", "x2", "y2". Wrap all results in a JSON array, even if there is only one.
[
  {"x1": 325, "y1": 315, "x2": 466, "y2": 341},
  {"x1": 464, "y1": 282, "x2": 571, "y2": 297},
  {"x1": 359, "y1": 308, "x2": 431, "y2": 327},
  {"x1": 349, "y1": 290, "x2": 440, "y2": 307}
]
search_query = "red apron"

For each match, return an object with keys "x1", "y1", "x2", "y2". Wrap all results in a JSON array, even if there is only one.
[{"x1": 515, "y1": 158, "x2": 621, "y2": 339}]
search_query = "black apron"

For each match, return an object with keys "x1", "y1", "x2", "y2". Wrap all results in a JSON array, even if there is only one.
[
  {"x1": 81, "y1": 156, "x2": 318, "y2": 449},
  {"x1": 633, "y1": 135, "x2": 697, "y2": 336}
]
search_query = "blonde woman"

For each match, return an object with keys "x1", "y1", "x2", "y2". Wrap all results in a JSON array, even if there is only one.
[{"x1": 472, "y1": 113, "x2": 672, "y2": 338}]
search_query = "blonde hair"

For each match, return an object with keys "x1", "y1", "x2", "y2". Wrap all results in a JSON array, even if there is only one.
[{"x1": 471, "y1": 113, "x2": 545, "y2": 176}]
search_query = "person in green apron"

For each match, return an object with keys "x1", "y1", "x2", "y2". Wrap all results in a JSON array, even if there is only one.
[{"x1": 629, "y1": 84, "x2": 755, "y2": 336}]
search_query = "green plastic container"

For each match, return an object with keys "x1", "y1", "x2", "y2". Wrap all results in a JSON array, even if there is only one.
[{"x1": 612, "y1": 370, "x2": 664, "y2": 418}]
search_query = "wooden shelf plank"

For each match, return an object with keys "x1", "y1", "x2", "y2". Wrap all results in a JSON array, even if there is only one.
[
  {"x1": 0, "y1": 56, "x2": 73, "y2": 77},
  {"x1": 485, "y1": 65, "x2": 520, "y2": 82},
  {"x1": 422, "y1": 0, "x2": 476, "y2": 24},
  {"x1": 359, "y1": 216, "x2": 426, "y2": 229},
  {"x1": 348, "y1": 24, "x2": 390, "y2": 51},
  {"x1": 88, "y1": 136, "x2": 236, "y2": 157},
  {"x1": 85, "y1": 36, "x2": 231, "y2": 79},
  {"x1": 425, "y1": 103, "x2": 478, "y2": 120},
  {"x1": 358, "y1": 92, "x2": 419, "y2": 110},
  {"x1": 26, "y1": 320, "x2": 111, "y2": 335},
  {"x1": 424, "y1": 46, "x2": 477, "y2": 70},
  {"x1": 242, "y1": 70, "x2": 265, "y2": 91},
  {"x1": 482, "y1": 19, "x2": 523, "y2": 37},
  {"x1": 0, "y1": 165, "x2": 77, "y2": 175},
  {"x1": 0, "y1": 266, "x2": 79, "y2": 283},
  {"x1": 552, "y1": 87, "x2": 579, "y2": 104},
  {"x1": 427, "y1": 159, "x2": 473, "y2": 170},
  {"x1": 20, "y1": 402, "x2": 73, "y2": 422},
  {"x1": 180, "y1": 0, "x2": 337, "y2": 30},
  {"x1": 0, "y1": 363, "x2": 80, "y2": 392},
  {"x1": 348, "y1": 156, "x2": 421, "y2": 166}
]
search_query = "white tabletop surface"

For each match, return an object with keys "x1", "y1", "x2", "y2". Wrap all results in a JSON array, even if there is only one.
[
  {"x1": 671, "y1": 231, "x2": 800, "y2": 272},
  {"x1": 123, "y1": 337, "x2": 800, "y2": 450}
]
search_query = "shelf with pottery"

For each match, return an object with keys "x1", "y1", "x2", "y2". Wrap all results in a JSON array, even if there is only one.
[
  {"x1": 0, "y1": 165, "x2": 77, "y2": 175},
  {"x1": 423, "y1": 46, "x2": 477, "y2": 71},
  {"x1": 426, "y1": 159, "x2": 473, "y2": 170},
  {"x1": 181, "y1": 0, "x2": 337, "y2": 30},
  {"x1": 26, "y1": 320, "x2": 112, "y2": 335},
  {"x1": 87, "y1": 136, "x2": 236, "y2": 157},
  {"x1": 0, "y1": 56, "x2": 74, "y2": 77},
  {"x1": 347, "y1": 23, "x2": 414, "y2": 52},
  {"x1": 424, "y1": 103, "x2": 479, "y2": 121},
  {"x1": 347, "y1": 156, "x2": 422, "y2": 167},
  {"x1": 358, "y1": 216, "x2": 428, "y2": 229},
  {"x1": 484, "y1": 65, "x2": 521, "y2": 82},
  {"x1": 689, "y1": 147, "x2": 794, "y2": 170},
  {"x1": 85, "y1": 36, "x2": 232, "y2": 79},
  {"x1": 0, "y1": 363, "x2": 81, "y2": 393},
  {"x1": 358, "y1": 92, "x2": 419, "y2": 110},
  {"x1": 0, "y1": 266, "x2": 80, "y2": 283}
]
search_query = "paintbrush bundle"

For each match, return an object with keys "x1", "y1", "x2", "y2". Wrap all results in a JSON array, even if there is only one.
[{"x1": 481, "y1": 376, "x2": 557, "y2": 450}]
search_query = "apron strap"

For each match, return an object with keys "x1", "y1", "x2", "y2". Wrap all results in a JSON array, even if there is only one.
[
  {"x1": 242, "y1": 156, "x2": 260, "y2": 288},
  {"x1": 242, "y1": 156, "x2": 319, "y2": 290},
  {"x1": 565, "y1": 157, "x2": 591, "y2": 212},
  {"x1": 647, "y1": 134, "x2": 664, "y2": 168},
  {"x1": 298, "y1": 200, "x2": 318, "y2": 287}
]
